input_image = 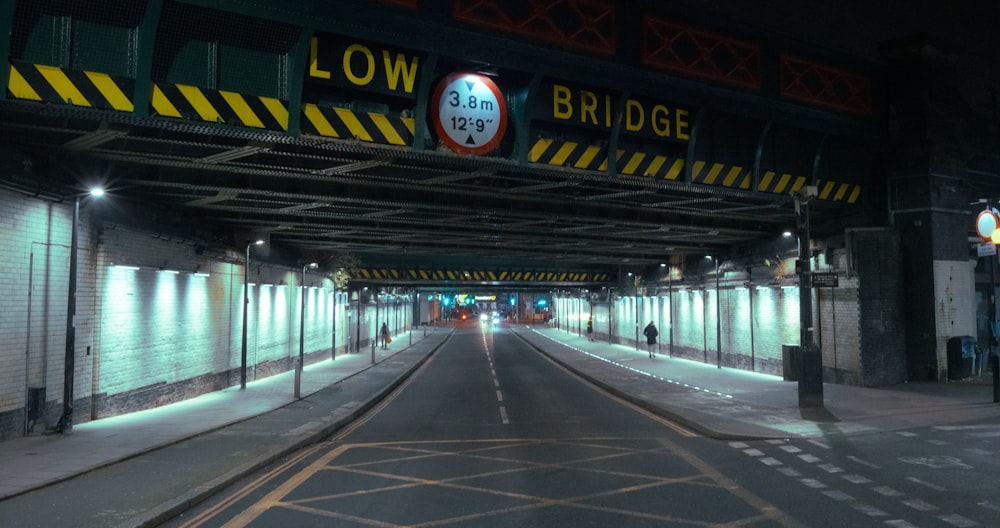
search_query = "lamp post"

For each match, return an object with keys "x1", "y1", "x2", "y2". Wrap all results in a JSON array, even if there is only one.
[
  {"x1": 241, "y1": 239, "x2": 264, "y2": 389},
  {"x1": 795, "y1": 186, "x2": 823, "y2": 407},
  {"x1": 631, "y1": 273, "x2": 640, "y2": 351},
  {"x1": 295, "y1": 262, "x2": 317, "y2": 399},
  {"x1": 57, "y1": 187, "x2": 104, "y2": 434},
  {"x1": 706, "y1": 255, "x2": 722, "y2": 368}
]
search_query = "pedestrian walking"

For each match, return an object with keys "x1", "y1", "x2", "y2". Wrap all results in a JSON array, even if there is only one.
[
  {"x1": 380, "y1": 322, "x2": 390, "y2": 349},
  {"x1": 643, "y1": 321, "x2": 658, "y2": 358},
  {"x1": 586, "y1": 318, "x2": 594, "y2": 341}
]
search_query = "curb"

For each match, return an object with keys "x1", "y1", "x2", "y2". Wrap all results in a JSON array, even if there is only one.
[
  {"x1": 511, "y1": 328, "x2": 791, "y2": 441},
  {"x1": 119, "y1": 332, "x2": 453, "y2": 528}
]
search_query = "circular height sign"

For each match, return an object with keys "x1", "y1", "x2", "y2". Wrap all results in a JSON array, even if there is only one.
[{"x1": 431, "y1": 72, "x2": 507, "y2": 155}]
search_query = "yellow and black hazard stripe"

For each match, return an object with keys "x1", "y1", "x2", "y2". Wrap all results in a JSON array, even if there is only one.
[
  {"x1": 616, "y1": 151, "x2": 687, "y2": 180},
  {"x1": 360, "y1": 269, "x2": 612, "y2": 283},
  {"x1": 528, "y1": 138, "x2": 607, "y2": 171},
  {"x1": 151, "y1": 82, "x2": 288, "y2": 131},
  {"x1": 817, "y1": 179, "x2": 862, "y2": 203},
  {"x1": 301, "y1": 103, "x2": 414, "y2": 146},
  {"x1": 7, "y1": 61, "x2": 134, "y2": 112},
  {"x1": 690, "y1": 160, "x2": 753, "y2": 190},
  {"x1": 530, "y1": 137, "x2": 862, "y2": 204},
  {"x1": 756, "y1": 170, "x2": 806, "y2": 196},
  {"x1": 355, "y1": 268, "x2": 404, "y2": 280}
]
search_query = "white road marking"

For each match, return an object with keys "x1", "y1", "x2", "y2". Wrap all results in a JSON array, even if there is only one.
[
  {"x1": 842, "y1": 474, "x2": 873, "y2": 485},
  {"x1": 847, "y1": 455, "x2": 881, "y2": 469},
  {"x1": 822, "y1": 490, "x2": 854, "y2": 501},
  {"x1": 906, "y1": 477, "x2": 947, "y2": 491},
  {"x1": 872, "y1": 486, "x2": 904, "y2": 497},
  {"x1": 902, "y1": 499, "x2": 938, "y2": 512},
  {"x1": 898, "y1": 455, "x2": 972, "y2": 470},
  {"x1": 853, "y1": 503, "x2": 888, "y2": 517},
  {"x1": 939, "y1": 513, "x2": 979, "y2": 527},
  {"x1": 800, "y1": 478, "x2": 826, "y2": 489},
  {"x1": 499, "y1": 406, "x2": 509, "y2": 424}
]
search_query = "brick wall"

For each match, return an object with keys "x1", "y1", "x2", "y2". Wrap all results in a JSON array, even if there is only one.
[
  {"x1": 0, "y1": 189, "x2": 97, "y2": 437},
  {"x1": 0, "y1": 188, "x2": 405, "y2": 440},
  {"x1": 578, "y1": 273, "x2": 864, "y2": 382},
  {"x1": 933, "y1": 260, "x2": 977, "y2": 376},
  {"x1": 852, "y1": 228, "x2": 907, "y2": 385}
]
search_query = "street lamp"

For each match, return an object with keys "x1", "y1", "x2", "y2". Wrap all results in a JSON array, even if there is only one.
[
  {"x1": 295, "y1": 262, "x2": 318, "y2": 399},
  {"x1": 57, "y1": 187, "x2": 104, "y2": 434},
  {"x1": 706, "y1": 255, "x2": 722, "y2": 368},
  {"x1": 241, "y1": 239, "x2": 265, "y2": 389}
]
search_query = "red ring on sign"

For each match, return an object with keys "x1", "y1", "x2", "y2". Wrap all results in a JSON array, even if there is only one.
[
  {"x1": 430, "y1": 72, "x2": 508, "y2": 156},
  {"x1": 977, "y1": 210, "x2": 999, "y2": 240}
]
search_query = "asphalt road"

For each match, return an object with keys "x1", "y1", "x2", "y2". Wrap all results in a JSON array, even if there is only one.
[
  {"x1": 7, "y1": 322, "x2": 999, "y2": 527},
  {"x1": 163, "y1": 325, "x2": 806, "y2": 528},
  {"x1": 720, "y1": 423, "x2": 1000, "y2": 527}
]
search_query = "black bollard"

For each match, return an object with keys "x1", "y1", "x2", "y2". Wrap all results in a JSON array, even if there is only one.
[{"x1": 992, "y1": 354, "x2": 999, "y2": 403}]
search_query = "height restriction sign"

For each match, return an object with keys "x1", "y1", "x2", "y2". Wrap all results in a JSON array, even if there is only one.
[{"x1": 431, "y1": 72, "x2": 507, "y2": 155}]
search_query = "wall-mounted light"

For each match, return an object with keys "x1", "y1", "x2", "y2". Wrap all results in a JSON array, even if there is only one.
[
  {"x1": 113, "y1": 264, "x2": 140, "y2": 271},
  {"x1": 159, "y1": 268, "x2": 180, "y2": 274}
]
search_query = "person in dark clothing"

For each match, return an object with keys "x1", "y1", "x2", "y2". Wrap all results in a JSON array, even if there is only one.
[
  {"x1": 643, "y1": 321, "x2": 658, "y2": 358},
  {"x1": 380, "y1": 322, "x2": 389, "y2": 349},
  {"x1": 586, "y1": 318, "x2": 594, "y2": 341}
]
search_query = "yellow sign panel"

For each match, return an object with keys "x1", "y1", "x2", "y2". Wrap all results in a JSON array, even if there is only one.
[
  {"x1": 308, "y1": 34, "x2": 421, "y2": 98},
  {"x1": 536, "y1": 80, "x2": 691, "y2": 142}
]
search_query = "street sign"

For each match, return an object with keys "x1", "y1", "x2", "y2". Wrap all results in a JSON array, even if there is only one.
[
  {"x1": 811, "y1": 272, "x2": 839, "y2": 288},
  {"x1": 978, "y1": 242, "x2": 997, "y2": 257},
  {"x1": 431, "y1": 72, "x2": 507, "y2": 155}
]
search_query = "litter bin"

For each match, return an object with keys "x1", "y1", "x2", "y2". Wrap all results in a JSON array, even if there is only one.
[
  {"x1": 782, "y1": 344, "x2": 800, "y2": 381},
  {"x1": 947, "y1": 336, "x2": 976, "y2": 380}
]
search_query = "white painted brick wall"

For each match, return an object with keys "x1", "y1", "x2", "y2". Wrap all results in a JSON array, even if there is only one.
[{"x1": 933, "y1": 260, "x2": 977, "y2": 372}]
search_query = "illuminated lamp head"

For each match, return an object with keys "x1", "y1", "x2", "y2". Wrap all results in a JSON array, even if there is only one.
[{"x1": 977, "y1": 210, "x2": 1000, "y2": 241}]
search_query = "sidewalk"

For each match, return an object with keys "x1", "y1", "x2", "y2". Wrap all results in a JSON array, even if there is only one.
[
  {"x1": 2, "y1": 324, "x2": 1000, "y2": 528},
  {"x1": 516, "y1": 326, "x2": 1000, "y2": 439},
  {"x1": 0, "y1": 327, "x2": 452, "y2": 526}
]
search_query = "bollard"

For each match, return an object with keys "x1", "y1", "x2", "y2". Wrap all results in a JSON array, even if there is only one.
[
  {"x1": 798, "y1": 342, "x2": 824, "y2": 408},
  {"x1": 992, "y1": 354, "x2": 999, "y2": 403}
]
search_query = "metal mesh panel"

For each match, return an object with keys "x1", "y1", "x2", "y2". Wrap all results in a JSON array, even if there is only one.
[
  {"x1": 10, "y1": 0, "x2": 146, "y2": 77},
  {"x1": 153, "y1": 1, "x2": 300, "y2": 98}
]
